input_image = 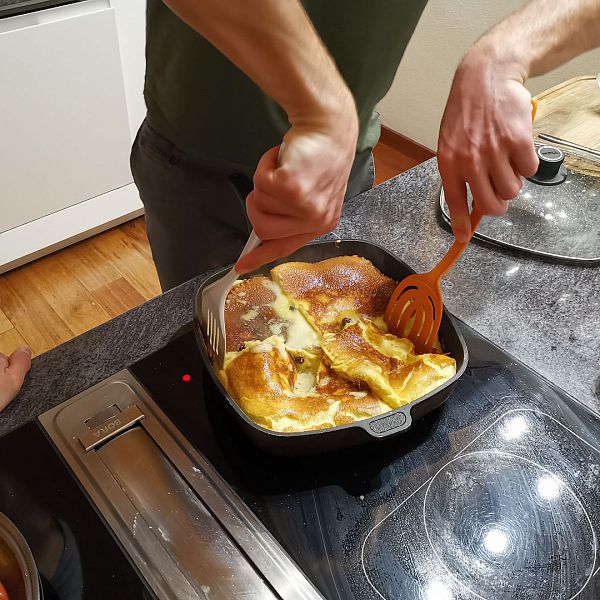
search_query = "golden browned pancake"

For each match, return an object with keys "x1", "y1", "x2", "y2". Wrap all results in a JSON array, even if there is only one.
[
  {"x1": 225, "y1": 276, "x2": 320, "y2": 352},
  {"x1": 322, "y1": 321, "x2": 456, "y2": 408},
  {"x1": 271, "y1": 255, "x2": 397, "y2": 333},
  {"x1": 221, "y1": 337, "x2": 295, "y2": 427},
  {"x1": 315, "y1": 363, "x2": 390, "y2": 426},
  {"x1": 221, "y1": 337, "x2": 390, "y2": 432},
  {"x1": 224, "y1": 276, "x2": 279, "y2": 352},
  {"x1": 220, "y1": 256, "x2": 457, "y2": 433}
]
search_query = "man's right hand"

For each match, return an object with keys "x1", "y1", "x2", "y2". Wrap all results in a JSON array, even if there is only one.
[
  {"x1": 0, "y1": 346, "x2": 32, "y2": 412},
  {"x1": 163, "y1": 0, "x2": 360, "y2": 273},
  {"x1": 236, "y1": 102, "x2": 358, "y2": 273}
]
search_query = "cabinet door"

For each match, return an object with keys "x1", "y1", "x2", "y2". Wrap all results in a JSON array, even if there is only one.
[{"x1": 0, "y1": 3, "x2": 132, "y2": 234}]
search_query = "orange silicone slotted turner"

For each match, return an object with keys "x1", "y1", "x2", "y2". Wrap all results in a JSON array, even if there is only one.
[
  {"x1": 383, "y1": 207, "x2": 483, "y2": 354},
  {"x1": 385, "y1": 99, "x2": 538, "y2": 353}
]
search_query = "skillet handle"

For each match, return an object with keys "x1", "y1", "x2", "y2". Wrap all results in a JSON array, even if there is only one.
[{"x1": 367, "y1": 410, "x2": 412, "y2": 437}]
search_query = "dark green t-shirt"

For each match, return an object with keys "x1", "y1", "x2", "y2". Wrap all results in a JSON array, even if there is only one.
[{"x1": 144, "y1": 1, "x2": 427, "y2": 177}]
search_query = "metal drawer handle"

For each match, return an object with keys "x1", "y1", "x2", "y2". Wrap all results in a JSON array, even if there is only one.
[{"x1": 79, "y1": 405, "x2": 144, "y2": 452}]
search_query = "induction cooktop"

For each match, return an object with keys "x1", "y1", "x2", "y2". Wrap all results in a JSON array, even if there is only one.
[{"x1": 3, "y1": 321, "x2": 600, "y2": 599}]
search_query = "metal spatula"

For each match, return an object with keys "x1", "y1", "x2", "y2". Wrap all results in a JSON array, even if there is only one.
[
  {"x1": 202, "y1": 145, "x2": 290, "y2": 364},
  {"x1": 201, "y1": 230, "x2": 261, "y2": 365}
]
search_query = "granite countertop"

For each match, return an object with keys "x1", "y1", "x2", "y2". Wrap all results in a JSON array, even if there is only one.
[{"x1": 2, "y1": 159, "x2": 598, "y2": 437}]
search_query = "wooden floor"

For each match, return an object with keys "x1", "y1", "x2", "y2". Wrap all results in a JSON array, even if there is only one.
[{"x1": 0, "y1": 137, "x2": 428, "y2": 357}]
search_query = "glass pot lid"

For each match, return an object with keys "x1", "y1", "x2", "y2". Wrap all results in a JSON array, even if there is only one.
[{"x1": 439, "y1": 144, "x2": 600, "y2": 263}]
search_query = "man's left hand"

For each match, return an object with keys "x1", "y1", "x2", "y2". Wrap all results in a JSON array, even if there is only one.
[{"x1": 437, "y1": 48, "x2": 539, "y2": 242}]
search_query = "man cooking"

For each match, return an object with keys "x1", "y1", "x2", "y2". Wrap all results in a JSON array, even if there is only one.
[
  {"x1": 2, "y1": 0, "x2": 599, "y2": 409},
  {"x1": 132, "y1": 0, "x2": 600, "y2": 289}
]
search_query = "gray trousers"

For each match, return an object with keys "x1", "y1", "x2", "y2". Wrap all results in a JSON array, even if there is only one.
[{"x1": 130, "y1": 118, "x2": 374, "y2": 290}]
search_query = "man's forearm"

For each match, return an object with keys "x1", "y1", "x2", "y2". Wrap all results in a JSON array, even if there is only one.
[
  {"x1": 437, "y1": 0, "x2": 600, "y2": 241},
  {"x1": 163, "y1": 0, "x2": 355, "y2": 125},
  {"x1": 468, "y1": 0, "x2": 600, "y2": 81}
]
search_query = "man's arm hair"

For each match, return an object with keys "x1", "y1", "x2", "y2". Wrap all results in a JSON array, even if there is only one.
[
  {"x1": 471, "y1": 0, "x2": 600, "y2": 82},
  {"x1": 163, "y1": 0, "x2": 355, "y2": 127}
]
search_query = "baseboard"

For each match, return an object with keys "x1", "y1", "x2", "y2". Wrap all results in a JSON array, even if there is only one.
[
  {"x1": 379, "y1": 126, "x2": 435, "y2": 163},
  {"x1": 0, "y1": 183, "x2": 143, "y2": 274}
]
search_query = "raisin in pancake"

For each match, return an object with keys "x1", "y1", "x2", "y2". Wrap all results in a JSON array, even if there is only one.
[
  {"x1": 221, "y1": 336, "x2": 389, "y2": 432},
  {"x1": 322, "y1": 321, "x2": 456, "y2": 408},
  {"x1": 220, "y1": 256, "x2": 456, "y2": 433},
  {"x1": 225, "y1": 276, "x2": 320, "y2": 352},
  {"x1": 271, "y1": 256, "x2": 397, "y2": 333}
]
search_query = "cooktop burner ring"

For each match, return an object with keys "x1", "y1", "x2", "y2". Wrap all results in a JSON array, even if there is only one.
[
  {"x1": 423, "y1": 449, "x2": 597, "y2": 600},
  {"x1": 360, "y1": 408, "x2": 600, "y2": 600}
]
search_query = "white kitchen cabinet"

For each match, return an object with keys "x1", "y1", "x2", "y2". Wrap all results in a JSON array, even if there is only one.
[{"x1": 0, "y1": 0, "x2": 144, "y2": 273}]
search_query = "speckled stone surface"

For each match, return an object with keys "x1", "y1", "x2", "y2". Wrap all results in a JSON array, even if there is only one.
[
  {"x1": 329, "y1": 160, "x2": 600, "y2": 411},
  {"x1": 0, "y1": 276, "x2": 205, "y2": 437},
  {"x1": 1, "y1": 159, "x2": 598, "y2": 437}
]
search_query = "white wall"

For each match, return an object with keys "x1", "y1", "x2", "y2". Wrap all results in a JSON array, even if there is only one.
[{"x1": 378, "y1": 0, "x2": 600, "y2": 150}]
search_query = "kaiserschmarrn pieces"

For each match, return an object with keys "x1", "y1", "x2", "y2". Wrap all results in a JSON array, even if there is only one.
[
  {"x1": 217, "y1": 256, "x2": 456, "y2": 433},
  {"x1": 224, "y1": 276, "x2": 320, "y2": 352},
  {"x1": 322, "y1": 321, "x2": 457, "y2": 408},
  {"x1": 271, "y1": 256, "x2": 397, "y2": 332},
  {"x1": 221, "y1": 337, "x2": 389, "y2": 432}
]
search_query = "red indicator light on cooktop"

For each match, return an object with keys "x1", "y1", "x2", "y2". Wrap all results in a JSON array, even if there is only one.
[{"x1": 182, "y1": 374, "x2": 191, "y2": 382}]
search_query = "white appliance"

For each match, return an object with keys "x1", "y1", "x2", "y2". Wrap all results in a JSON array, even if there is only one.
[{"x1": 0, "y1": 0, "x2": 146, "y2": 274}]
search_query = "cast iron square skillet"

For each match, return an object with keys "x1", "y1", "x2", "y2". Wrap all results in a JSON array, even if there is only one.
[{"x1": 194, "y1": 240, "x2": 468, "y2": 455}]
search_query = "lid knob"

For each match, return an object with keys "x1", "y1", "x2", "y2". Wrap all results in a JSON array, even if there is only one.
[{"x1": 527, "y1": 145, "x2": 567, "y2": 185}]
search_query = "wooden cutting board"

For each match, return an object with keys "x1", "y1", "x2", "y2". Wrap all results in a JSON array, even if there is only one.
[{"x1": 533, "y1": 75, "x2": 600, "y2": 176}]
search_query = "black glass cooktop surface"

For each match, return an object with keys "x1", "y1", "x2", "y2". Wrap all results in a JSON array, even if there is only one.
[
  {"x1": 0, "y1": 422, "x2": 152, "y2": 599},
  {"x1": 2, "y1": 320, "x2": 599, "y2": 600},
  {"x1": 128, "y1": 324, "x2": 600, "y2": 600}
]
